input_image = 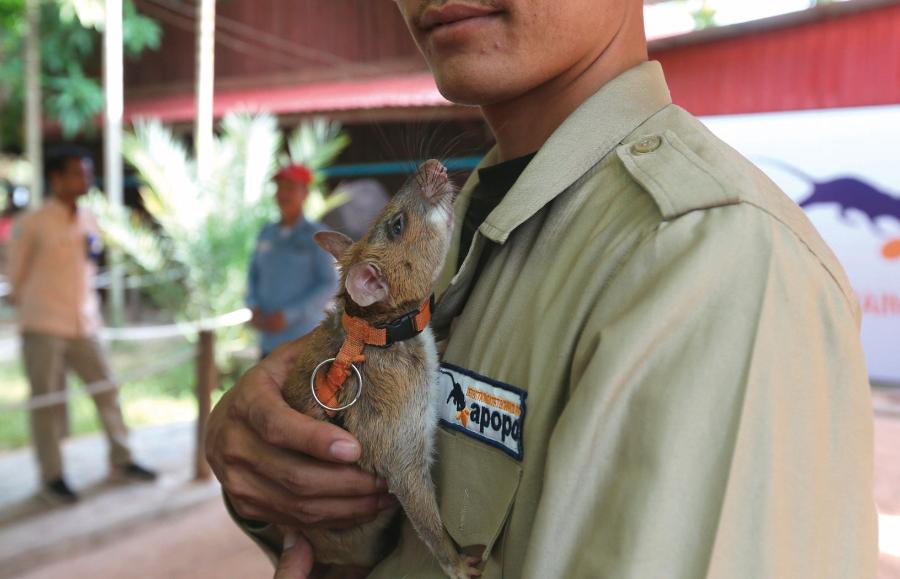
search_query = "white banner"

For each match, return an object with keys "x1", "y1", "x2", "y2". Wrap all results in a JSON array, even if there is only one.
[{"x1": 702, "y1": 106, "x2": 900, "y2": 383}]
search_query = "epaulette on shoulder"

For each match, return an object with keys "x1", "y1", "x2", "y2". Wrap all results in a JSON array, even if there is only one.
[{"x1": 616, "y1": 129, "x2": 741, "y2": 220}]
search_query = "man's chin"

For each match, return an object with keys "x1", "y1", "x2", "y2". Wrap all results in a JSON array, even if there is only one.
[{"x1": 432, "y1": 67, "x2": 517, "y2": 108}]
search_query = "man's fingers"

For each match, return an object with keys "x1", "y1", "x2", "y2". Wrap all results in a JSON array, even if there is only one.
[
  {"x1": 229, "y1": 501, "x2": 378, "y2": 531},
  {"x1": 244, "y1": 389, "x2": 363, "y2": 464},
  {"x1": 237, "y1": 338, "x2": 365, "y2": 464},
  {"x1": 225, "y1": 470, "x2": 311, "y2": 525},
  {"x1": 227, "y1": 462, "x2": 393, "y2": 527},
  {"x1": 289, "y1": 493, "x2": 397, "y2": 527},
  {"x1": 320, "y1": 512, "x2": 383, "y2": 530},
  {"x1": 274, "y1": 531, "x2": 314, "y2": 579},
  {"x1": 257, "y1": 445, "x2": 386, "y2": 498},
  {"x1": 229, "y1": 504, "x2": 301, "y2": 528},
  {"x1": 228, "y1": 427, "x2": 382, "y2": 498}
]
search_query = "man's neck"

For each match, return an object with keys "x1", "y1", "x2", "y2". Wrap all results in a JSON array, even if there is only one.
[
  {"x1": 280, "y1": 213, "x2": 303, "y2": 228},
  {"x1": 481, "y1": 14, "x2": 647, "y2": 161},
  {"x1": 53, "y1": 195, "x2": 78, "y2": 217}
]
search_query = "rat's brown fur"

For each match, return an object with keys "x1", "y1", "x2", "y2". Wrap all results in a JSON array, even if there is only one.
[{"x1": 281, "y1": 160, "x2": 479, "y2": 579}]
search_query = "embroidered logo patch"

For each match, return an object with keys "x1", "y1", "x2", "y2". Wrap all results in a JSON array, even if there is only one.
[{"x1": 436, "y1": 363, "x2": 527, "y2": 460}]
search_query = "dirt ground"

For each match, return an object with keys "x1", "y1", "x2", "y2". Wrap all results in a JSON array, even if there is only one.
[{"x1": 17, "y1": 500, "x2": 271, "y2": 579}]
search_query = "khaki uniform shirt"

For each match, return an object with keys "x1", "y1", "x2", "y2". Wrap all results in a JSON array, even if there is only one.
[
  {"x1": 238, "y1": 61, "x2": 877, "y2": 578},
  {"x1": 370, "y1": 61, "x2": 876, "y2": 578}
]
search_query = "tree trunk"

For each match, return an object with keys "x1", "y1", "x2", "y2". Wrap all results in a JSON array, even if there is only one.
[{"x1": 24, "y1": 0, "x2": 42, "y2": 206}]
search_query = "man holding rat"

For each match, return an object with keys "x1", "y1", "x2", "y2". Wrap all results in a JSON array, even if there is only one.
[
  {"x1": 247, "y1": 164, "x2": 338, "y2": 358},
  {"x1": 207, "y1": 1, "x2": 877, "y2": 577}
]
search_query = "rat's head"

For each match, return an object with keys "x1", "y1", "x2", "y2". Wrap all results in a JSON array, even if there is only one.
[{"x1": 315, "y1": 159, "x2": 457, "y2": 316}]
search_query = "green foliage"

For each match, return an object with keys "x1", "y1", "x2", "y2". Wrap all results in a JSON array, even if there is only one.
[
  {"x1": 0, "y1": 0, "x2": 161, "y2": 147},
  {"x1": 123, "y1": 0, "x2": 161, "y2": 56},
  {"x1": 44, "y1": 65, "x2": 105, "y2": 137},
  {"x1": 691, "y1": 0, "x2": 716, "y2": 29},
  {"x1": 88, "y1": 115, "x2": 349, "y2": 358},
  {"x1": 285, "y1": 118, "x2": 351, "y2": 181},
  {"x1": 284, "y1": 118, "x2": 353, "y2": 221},
  {"x1": 0, "y1": 0, "x2": 23, "y2": 31},
  {"x1": 93, "y1": 113, "x2": 280, "y2": 322}
]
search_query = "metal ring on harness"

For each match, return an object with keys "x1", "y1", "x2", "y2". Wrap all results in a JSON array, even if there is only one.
[{"x1": 309, "y1": 358, "x2": 364, "y2": 413}]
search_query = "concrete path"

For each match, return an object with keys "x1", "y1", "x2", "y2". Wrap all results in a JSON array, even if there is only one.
[{"x1": 0, "y1": 421, "x2": 226, "y2": 578}]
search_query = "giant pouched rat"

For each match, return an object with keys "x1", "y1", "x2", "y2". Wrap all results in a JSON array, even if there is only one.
[{"x1": 280, "y1": 159, "x2": 480, "y2": 579}]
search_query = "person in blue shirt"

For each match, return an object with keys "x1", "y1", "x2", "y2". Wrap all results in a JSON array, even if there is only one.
[{"x1": 246, "y1": 164, "x2": 338, "y2": 358}]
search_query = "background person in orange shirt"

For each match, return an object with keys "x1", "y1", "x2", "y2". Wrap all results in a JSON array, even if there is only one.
[{"x1": 8, "y1": 146, "x2": 157, "y2": 504}]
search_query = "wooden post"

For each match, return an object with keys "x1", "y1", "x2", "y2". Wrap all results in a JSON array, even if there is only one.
[
  {"x1": 195, "y1": 0, "x2": 216, "y2": 183},
  {"x1": 194, "y1": 329, "x2": 216, "y2": 480}
]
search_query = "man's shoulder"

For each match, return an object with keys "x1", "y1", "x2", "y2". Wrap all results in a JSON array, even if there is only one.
[
  {"x1": 257, "y1": 222, "x2": 279, "y2": 238},
  {"x1": 616, "y1": 105, "x2": 821, "y2": 225},
  {"x1": 615, "y1": 105, "x2": 756, "y2": 220},
  {"x1": 608, "y1": 105, "x2": 857, "y2": 314},
  {"x1": 11, "y1": 207, "x2": 43, "y2": 234},
  {"x1": 302, "y1": 219, "x2": 328, "y2": 237}
]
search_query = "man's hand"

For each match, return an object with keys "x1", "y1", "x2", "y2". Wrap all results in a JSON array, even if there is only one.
[
  {"x1": 273, "y1": 531, "x2": 314, "y2": 579},
  {"x1": 250, "y1": 308, "x2": 267, "y2": 331},
  {"x1": 205, "y1": 336, "x2": 395, "y2": 530},
  {"x1": 272, "y1": 531, "x2": 373, "y2": 579},
  {"x1": 267, "y1": 311, "x2": 287, "y2": 332}
]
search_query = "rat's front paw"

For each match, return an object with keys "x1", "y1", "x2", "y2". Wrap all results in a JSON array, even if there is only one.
[{"x1": 442, "y1": 554, "x2": 482, "y2": 579}]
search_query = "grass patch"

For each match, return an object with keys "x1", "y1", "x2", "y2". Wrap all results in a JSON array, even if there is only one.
[{"x1": 0, "y1": 335, "x2": 232, "y2": 452}]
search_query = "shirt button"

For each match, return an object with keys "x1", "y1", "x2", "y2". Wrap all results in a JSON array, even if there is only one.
[{"x1": 631, "y1": 135, "x2": 663, "y2": 155}]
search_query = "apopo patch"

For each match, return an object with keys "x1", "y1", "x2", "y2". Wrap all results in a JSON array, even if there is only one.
[{"x1": 436, "y1": 363, "x2": 527, "y2": 460}]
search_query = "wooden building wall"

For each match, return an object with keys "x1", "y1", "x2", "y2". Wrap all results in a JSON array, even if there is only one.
[
  {"x1": 651, "y1": 2, "x2": 900, "y2": 116},
  {"x1": 129, "y1": 0, "x2": 423, "y2": 95}
]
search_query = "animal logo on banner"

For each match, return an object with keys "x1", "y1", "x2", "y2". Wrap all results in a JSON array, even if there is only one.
[{"x1": 762, "y1": 159, "x2": 900, "y2": 262}]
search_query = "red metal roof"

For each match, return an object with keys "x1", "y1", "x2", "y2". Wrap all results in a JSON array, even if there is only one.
[{"x1": 124, "y1": 72, "x2": 451, "y2": 123}]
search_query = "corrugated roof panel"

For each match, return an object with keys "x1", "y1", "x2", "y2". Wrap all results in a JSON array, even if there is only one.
[
  {"x1": 124, "y1": 73, "x2": 452, "y2": 123},
  {"x1": 653, "y1": 2, "x2": 900, "y2": 115}
]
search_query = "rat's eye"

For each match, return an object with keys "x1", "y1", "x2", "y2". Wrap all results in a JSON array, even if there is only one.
[{"x1": 388, "y1": 212, "x2": 405, "y2": 239}]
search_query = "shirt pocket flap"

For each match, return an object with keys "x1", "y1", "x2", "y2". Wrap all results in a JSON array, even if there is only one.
[{"x1": 435, "y1": 426, "x2": 522, "y2": 559}]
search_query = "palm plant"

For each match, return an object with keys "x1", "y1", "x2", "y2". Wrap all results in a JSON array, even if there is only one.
[
  {"x1": 89, "y1": 113, "x2": 350, "y2": 343},
  {"x1": 283, "y1": 117, "x2": 352, "y2": 220}
]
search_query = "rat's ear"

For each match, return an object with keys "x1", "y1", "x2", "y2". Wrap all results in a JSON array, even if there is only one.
[
  {"x1": 314, "y1": 231, "x2": 353, "y2": 259},
  {"x1": 345, "y1": 262, "x2": 388, "y2": 307}
]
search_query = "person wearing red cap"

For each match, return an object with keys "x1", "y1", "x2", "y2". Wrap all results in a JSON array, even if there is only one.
[
  {"x1": 274, "y1": 164, "x2": 313, "y2": 185},
  {"x1": 246, "y1": 164, "x2": 338, "y2": 357}
]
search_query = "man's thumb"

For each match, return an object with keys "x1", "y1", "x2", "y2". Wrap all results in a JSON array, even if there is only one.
[{"x1": 273, "y1": 531, "x2": 314, "y2": 579}]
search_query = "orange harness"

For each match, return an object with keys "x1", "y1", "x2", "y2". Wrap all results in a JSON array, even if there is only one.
[{"x1": 313, "y1": 296, "x2": 433, "y2": 417}]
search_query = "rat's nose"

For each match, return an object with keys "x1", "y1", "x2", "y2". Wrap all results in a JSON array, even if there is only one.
[
  {"x1": 418, "y1": 159, "x2": 449, "y2": 203},
  {"x1": 421, "y1": 159, "x2": 447, "y2": 180}
]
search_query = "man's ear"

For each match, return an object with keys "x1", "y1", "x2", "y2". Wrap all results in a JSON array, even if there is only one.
[
  {"x1": 345, "y1": 262, "x2": 388, "y2": 307},
  {"x1": 314, "y1": 231, "x2": 353, "y2": 260}
]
